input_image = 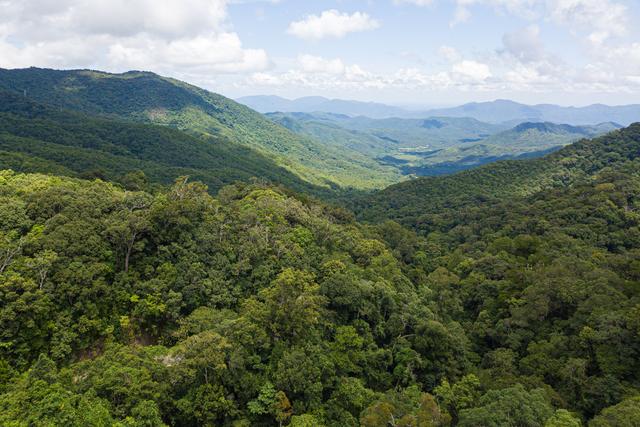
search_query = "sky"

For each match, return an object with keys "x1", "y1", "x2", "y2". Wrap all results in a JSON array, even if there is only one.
[{"x1": 1, "y1": 0, "x2": 640, "y2": 106}]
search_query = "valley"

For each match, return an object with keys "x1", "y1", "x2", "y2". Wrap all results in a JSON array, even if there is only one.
[{"x1": 0, "y1": 67, "x2": 639, "y2": 427}]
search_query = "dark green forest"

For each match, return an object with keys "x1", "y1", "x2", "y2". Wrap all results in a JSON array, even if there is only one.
[
  {"x1": 0, "y1": 90, "x2": 331, "y2": 196},
  {"x1": 0, "y1": 69, "x2": 639, "y2": 426},
  {"x1": 0, "y1": 68, "x2": 403, "y2": 190}
]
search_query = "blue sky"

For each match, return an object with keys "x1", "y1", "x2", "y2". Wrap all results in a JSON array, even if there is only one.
[{"x1": 1, "y1": 0, "x2": 640, "y2": 106}]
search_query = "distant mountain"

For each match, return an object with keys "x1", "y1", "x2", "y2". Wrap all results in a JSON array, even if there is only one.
[
  {"x1": 237, "y1": 95, "x2": 417, "y2": 119},
  {"x1": 480, "y1": 121, "x2": 621, "y2": 150},
  {"x1": 240, "y1": 95, "x2": 640, "y2": 126},
  {"x1": 427, "y1": 100, "x2": 640, "y2": 126},
  {"x1": 265, "y1": 111, "x2": 618, "y2": 177},
  {"x1": 0, "y1": 67, "x2": 402, "y2": 190},
  {"x1": 267, "y1": 112, "x2": 505, "y2": 150}
]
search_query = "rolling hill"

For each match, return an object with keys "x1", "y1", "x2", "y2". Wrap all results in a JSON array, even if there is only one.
[
  {"x1": 351, "y1": 123, "x2": 640, "y2": 231},
  {"x1": 265, "y1": 111, "x2": 619, "y2": 177},
  {"x1": 1, "y1": 69, "x2": 640, "y2": 427},
  {"x1": 0, "y1": 67, "x2": 403, "y2": 190},
  {"x1": 0, "y1": 90, "x2": 331, "y2": 195},
  {"x1": 401, "y1": 121, "x2": 621, "y2": 175}
]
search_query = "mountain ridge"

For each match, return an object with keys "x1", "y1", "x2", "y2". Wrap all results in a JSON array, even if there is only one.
[
  {"x1": 0, "y1": 67, "x2": 403, "y2": 190},
  {"x1": 239, "y1": 94, "x2": 640, "y2": 125}
]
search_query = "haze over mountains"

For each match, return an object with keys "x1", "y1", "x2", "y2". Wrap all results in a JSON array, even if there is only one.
[{"x1": 238, "y1": 95, "x2": 640, "y2": 126}]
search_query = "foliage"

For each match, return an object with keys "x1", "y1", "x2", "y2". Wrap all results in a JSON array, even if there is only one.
[
  {"x1": 0, "y1": 90, "x2": 331, "y2": 196},
  {"x1": 269, "y1": 112, "x2": 616, "y2": 177},
  {"x1": 0, "y1": 68, "x2": 402, "y2": 189},
  {"x1": 0, "y1": 70, "x2": 639, "y2": 426},
  {"x1": 353, "y1": 123, "x2": 640, "y2": 228},
  {"x1": 0, "y1": 171, "x2": 467, "y2": 425}
]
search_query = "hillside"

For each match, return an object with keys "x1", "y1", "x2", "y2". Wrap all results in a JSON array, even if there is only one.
[
  {"x1": 266, "y1": 112, "x2": 617, "y2": 177},
  {"x1": 352, "y1": 123, "x2": 640, "y2": 230},
  {"x1": 2, "y1": 131, "x2": 640, "y2": 424},
  {"x1": 0, "y1": 171, "x2": 466, "y2": 426},
  {"x1": 0, "y1": 67, "x2": 403, "y2": 190},
  {"x1": 400, "y1": 121, "x2": 620, "y2": 175},
  {"x1": 0, "y1": 90, "x2": 329, "y2": 195}
]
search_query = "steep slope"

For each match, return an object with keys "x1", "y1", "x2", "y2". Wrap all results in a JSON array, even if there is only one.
[
  {"x1": 2, "y1": 153, "x2": 640, "y2": 425},
  {"x1": 0, "y1": 67, "x2": 402, "y2": 189},
  {"x1": 0, "y1": 91, "x2": 327, "y2": 195},
  {"x1": 351, "y1": 123, "x2": 640, "y2": 230}
]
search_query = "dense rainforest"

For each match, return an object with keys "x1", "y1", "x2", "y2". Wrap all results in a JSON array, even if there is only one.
[{"x1": 0, "y1": 68, "x2": 639, "y2": 426}]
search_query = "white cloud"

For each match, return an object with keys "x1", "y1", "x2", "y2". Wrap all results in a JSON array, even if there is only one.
[
  {"x1": 452, "y1": 60, "x2": 492, "y2": 81},
  {"x1": 502, "y1": 25, "x2": 545, "y2": 63},
  {"x1": 107, "y1": 33, "x2": 269, "y2": 73},
  {"x1": 287, "y1": 10, "x2": 379, "y2": 40},
  {"x1": 447, "y1": 0, "x2": 627, "y2": 45},
  {"x1": 247, "y1": 55, "x2": 499, "y2": 93},
  {"x1": 298, "y1": 55, "x2": 345, "y2": 75},
  {"x1": 0, "y1": 0, "x2": 268, "y2": 76},
  {"x1": 547, "y1": 0, "x2": 627, "y2": 43}
]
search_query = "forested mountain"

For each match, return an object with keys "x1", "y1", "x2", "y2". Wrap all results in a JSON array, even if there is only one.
[
  {"x1": 0, "y1": 172, "x2": 466, "y2": 426},
  {"x1": 266, "y1": 112, "x2": 617, "y2": 177},
  {"x1": 1, "y1": 66, "x2": 640, "y2": 426},
  {"x1": 0, "y1": 90, "x2": 330, "y2": 195},
  {"x1": 398, "y1": 121, "x2": 621, "y2": 175},
  {"x1": 353, "y1": 123, "x2": 640, "y2": 228},
  {"x1": 1, "y1": 121, "x2": 640, "y2": 425},
  {"x1": 269, "y1": 113, "x2": 505, "y2": 148},
  {"x1": 0, "y1": 68, "x2": 402, "y2": 190}
]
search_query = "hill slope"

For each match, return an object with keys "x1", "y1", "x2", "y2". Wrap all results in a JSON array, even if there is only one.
[
  {"x1": 2, "y1": 148, "x2": 640, "y2": 425},
  {"x1": 400, "y1": 121, "x2": 621, "y2": 175},
  {"x1": 266, "y1": 112, "x2": 618, "y2": 177},
  {"x1": 0, "y1": 67, "x2": 402, "y2": 189},
  {"x1": 0, "y1": 91, "x2": 328, "y2": 195},
  {"x1": 351, "y1": 123, "x2": 640, "y2": 230}
]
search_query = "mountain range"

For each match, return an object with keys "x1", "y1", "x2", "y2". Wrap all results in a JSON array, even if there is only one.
[
  {"x1": 0, "y1": 67, "x2": 402, "y2": 190},
  {"x1": 239, "y1": 95, "x2": 640, "y2": 126},
  {"x1": 237, "y1": 95, "x2": 414, "y2": 119},
  {"x1": 1, "y1": 66, "x2": 640, "y2": 426},
  {"x1": 266, "y1": 111, "x2": 620, "y2": 176}
]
